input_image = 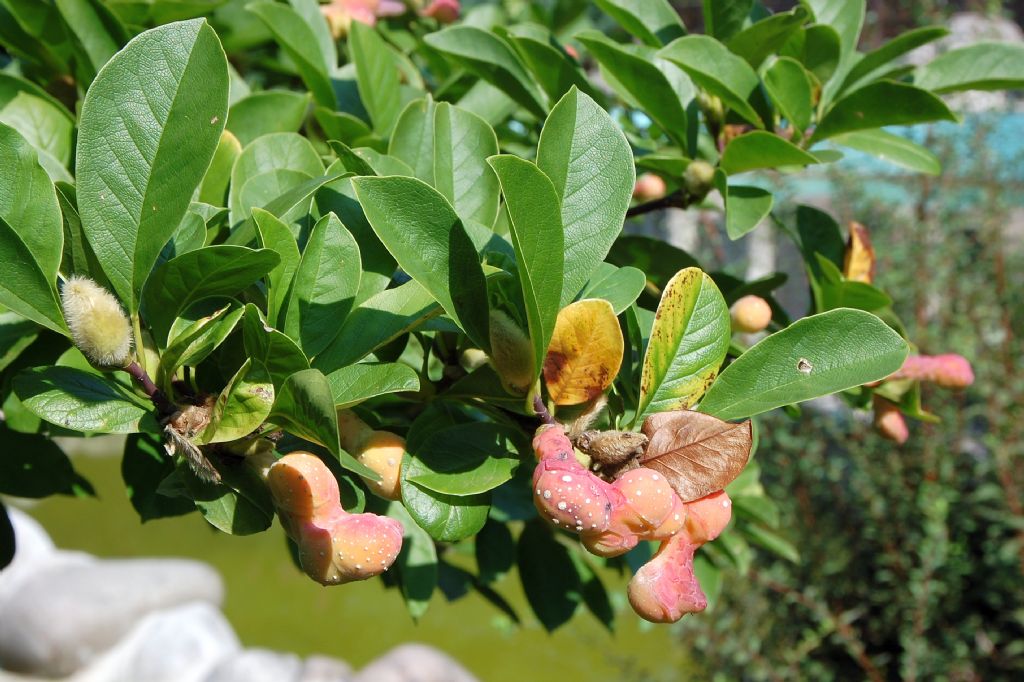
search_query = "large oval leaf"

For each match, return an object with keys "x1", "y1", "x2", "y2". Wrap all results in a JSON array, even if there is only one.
[
  {"x1": 327, "y1": 362, "x2": 419, "y2": 409},
  {"x1": 14, "y1": 366, "x2": 155, "y2": 434},
  {"x1": 699, "y1": 308, "x2": 909, "y2": 420},
  {"x1": 433, "y1": 102, "x2": 499, "y2": 227},
  {"x1": 543, "y1": 299, "x2": 623, "y2": 406},
  {"x1": 405, "y1": 422, "x2": 520, "y2": 496},
  {"x1": 401, "y1": 453, "x2": 490, "y2": 543},
  {"x1": 537, "y1": 87, "x2": 634, "y2": 306},
  {"x1": 636, "y1": 268, "x2": 730, "y2": 423},
  {"x1": 658, "y1": 35, "x2": 763, "y2": 126},
  {"x1": 77, "y1": 19, "x2": 228, "y2": 313},
  {"x1": 810, "y1": 81, "x2": 956, "y2": 143}
]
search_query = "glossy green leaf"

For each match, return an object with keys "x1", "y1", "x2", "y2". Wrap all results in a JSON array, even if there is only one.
[
  {"x1": 475, "y1": 518, "x2": 516, "y2": 583},
  {"x1": 782, "y1": 24, "x2": 841, "y2": 84},
  {"x1": 121, "y1": 432, "x2": 195, "y2": 521},
  {"x1": 0, "y1": 423, "x2": 76, "y2": 498},
  {"x1": 270, "y1": 368, "x2": 347, "y2": 461},
  {"x1": 575, "y1": 32, "x2": 690, "y2": 149},
  {"x1": 595, "y1": 0, "x2": 685, "y2": 47},
  {"x1": 387, "y1": 500, "x2": 437, "y2": 622},
  {"x1": 350, "y1": 21, "x2": 401, "y2": 136},
  {"x1": 197, "y1": 130, "x2": 241, "y2": 207},
  {"x1": 487, "y1": 155, "x2": 563, "y2": 372},
  {"x1": 228, "y1": 132, "x2": 323, "y2": 228},
  {"x1": 517, "y1": 520, "x2": 580, "y2": 631},
  {"x1": 0, "y1": 311, "x2": 38, "y2": 372},
  {"x1": 714, "y1": 172, "x2": 774, "y2": 239},
  {"x1": 0, "y1": 216, "x2": 66, "y2": 336},
  {"x1": 811, "y1": 81, "x2": 957, "y2": 143},
  {"x1": 914, "y1": 42, "x2": 1024, "y2": 93},
  {"x1": 503, "y1": 24, "x2": 599, "y2": 103},
  {"x1": 703, "y1": 0, "x2": 751, "y2": 42},
  {"x1": 433, "y1": 102, "x2": 500, "y2": 227},
  {"x1": 143, "y1": 245, "x2": 280, "y2": 345},
  {"x1": 247, "y1": 1, "x2": 335, "y2": 107},
  {"x1": 240, "y1": 303, "x2": 309, "y2": 390},
  {"x1": 742, "y1": 523, "x2": 799, "y2": 563},
  {"x1": 803, "y1": 0, "x2": 864, "y2": 64},
  {"x1": 227, "y1": 90, "x2": 310, "y2": 146},
  {"x1": 388, "y1": 97, "x2": 436, "y2": 183},
  {"x1": 721, "y1": 131, "x2": 819, "y2": 174},
  {"x1": 14, "y1": 366, "x2": 155, "y2": 434},
  {"x1": 424, "y1": 26, "x2": 547, "y2": 118},
  {"x1": 282, "y1": 213, "x2": 360, "y2": 357},
  {"x1": 252, "y1": 208, "x2": 300, "y2": 326},
  {"x1": 576, "y1": 263, "x2": 646, "y2": 314},
  {"x1": 405, "y1": 422, "x2": 520, "y2": 496},
  {"x1": 636, "y1": 267, "x2": 730, "y2": 422},
  {"x1": 833, "y1": 129, "x2": 941, "y2": 175},
  {"x1": 537, "y1": 87, "x2": 634, "y2": 306},
  {"x1": 763, "y1": 56, "x2": 813, "y2": 133},
  {"x1": 327, "y1": 362, "x2": 419, "y2": 409},
  {"x1": 726, "y1": 7, "x2": 809, "y2": 68},
  {"x1": 77, "y1": 19, "x2": 228, "y2": 313},
  {"x1": 54, "y1": 0, "x2": 128, "y2": 84},
  {"x1": 659, "y1": 35, "x2": 763, "y2": 126},
  {"x1": 840, "y1": 26, "x2": 948, "y2": 94},
  {"x1": 314, "y1": 281, "x2": 438, "y2": 372},
  {"x1": 180, "y1": 464, "x2": 273, "y2": 536},
  {"x1": 699, "y1": 308, "x2": 908, "y2": 420},
  {"x1": 0, "y1": 92, "x2": 74, "y2": 172},
  {"x1": 352, "y1": 176, "x2": 489, "y2": 350},
  {"x1": 202, "y1": 358, "x2": 274, "y2": 443},
  {"x1": 401, "y1": 456, "x2": 490, "y2": 543},
  {"x1": 159, "y1": 303, "x2": 244, "y2": 386}
]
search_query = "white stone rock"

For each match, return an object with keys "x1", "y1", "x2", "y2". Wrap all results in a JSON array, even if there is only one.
[
  {"x1": 353, "y1": 644, "x2": 478, "y2": 682},
  {"x1": 70, "y1": 602, "x2": 239, "y2": 682},
  {"x1": 301, "y1": 655, "x2": 354, "y2": 682},
  {"x1": 203, "y1": 648, "x2": 303, "y2": 682}
]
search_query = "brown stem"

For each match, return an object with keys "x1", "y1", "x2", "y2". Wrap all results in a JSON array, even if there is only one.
[
  {"x1": 625, "y1": 190, "x2": 689, "y2": 218},
  {"x1": 533, "y1": 395, "x2": 556, "y2": 426},
  {"x1": 125, "y1": 361, "x2": 177, "y2": 417}
]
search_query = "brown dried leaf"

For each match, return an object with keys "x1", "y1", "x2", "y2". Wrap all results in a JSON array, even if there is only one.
[
  {"x1": 843, "y1": 221, "x2": 875, "y2": 283},
  {"x1": 639, "y1": 410, "x2": 751, "y2": 502}
]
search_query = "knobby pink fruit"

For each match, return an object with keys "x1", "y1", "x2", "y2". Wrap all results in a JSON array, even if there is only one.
[
  {"x1": 532, "y1": 426, "x2": 616, "y2": 534},
  {"x1": 627, "y1": 533, "x2": 707, "y2": 623},
  {"x1": 584, "y1": 468, "x2": 686, "y2": 557},
  {"x1": 889, "y1": 353, "x2": 974, "y2": 389},
  {"x1": 267, "y1": 452, "x2": 403, "y2": 586},
  {"x1": 873, "y1": 396, "x2": 909, "y2": 444},
  {"x1": 684, "y1": 490, "x2": 733, "y2": 544}
]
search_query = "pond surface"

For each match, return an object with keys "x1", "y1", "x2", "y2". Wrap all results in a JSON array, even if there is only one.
[{"x1": 24, "y1": 450, "x2": 691, "y2": 682}]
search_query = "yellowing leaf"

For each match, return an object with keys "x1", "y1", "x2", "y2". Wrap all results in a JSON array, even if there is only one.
[
  {"x1": 843, "y1": 221, "x2": 875, "y2": 283},
  {"x1": 543, "y1": 298, "x2": 623, "y2": 405}
]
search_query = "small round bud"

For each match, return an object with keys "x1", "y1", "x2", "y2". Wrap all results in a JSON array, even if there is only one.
[
  {"x1": 730, "y1": 295, "x2": 773, "y2": 333},
  {"x1": 633, "y1": 173, "x2": 667, "y2": 202},
  {"x1": 422, "y1": 0, "x2": 459, "y2": 23},
  {"x1": 60, "y1": 275, "x2": 133, "y2": 367},
  {"x1": 683, "y1": 160, "x2": 715, "y2": 201},
  {"x1": 488, "y1": 310, "x2": 536, "y2": 396},
  {"x1": 696, "y1": 92, "x2": 723, "y2": 128},
  {"x1": 873, "y1": 396, "x2": 909, "y2": 444}
]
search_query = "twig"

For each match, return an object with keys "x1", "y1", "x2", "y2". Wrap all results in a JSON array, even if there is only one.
[
  {"x1": 533, "y1": 395, "x2": 556, "y2": 426},
  {"x1": 625, "y1": 190, "x2": 689, "y2": 218},
  {"x1": 125, "y1": 360, "x2": 177, "y2": 417}
]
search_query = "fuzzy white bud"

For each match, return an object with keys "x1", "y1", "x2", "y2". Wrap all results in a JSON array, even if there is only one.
[{"x1": 60, "y1": 275, "x2": 133, "y2": 367}]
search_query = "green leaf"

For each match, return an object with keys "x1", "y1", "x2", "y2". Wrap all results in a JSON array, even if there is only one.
[
  {"x1": 433, "y1": 102, "x2": 500, "y2": 227},
  {"x1": 914, "y1": 41, "x2": 1024, "y2": 94},
  {"x1": 349, "y1": 21, "x2": 401, "y2": 136},
  {"x1": 121, "y1": 431, "x2": 195, "y2": 521},
  {"x1": 503, "y1": 24, "x2": 600, "y2": 103},
  {"x1": 810, "y1": 81, "x2": 956, "y2": 143},
  {"x1": 405, "y1": 422, "x2": 520, "y2": 496},
  {"x1": 424, "y1": 26, "x2": 547, "y2": 118},
  {"x1": 839, "y1": 26, "x2": 948, "y2": 94},
  {"x1": 714, "y1": 172, "x2": 773, "y2": 239},
  {"x1": 703, "y1": 0, "x2": 752, "y2": 42},
  {"x1": 401, "y1": 456, "x2": 490, "y2": 543},
  {"x1": 726, "y1": 7, "x2": 809, "y2": 69},
  {"x1": 782, "y1": 24, "x2": 841, "y2": 84},
  {"x1": 286, "y1": 0, "x2": 336, "y2": 78},
  {"x1": 76, "y1": 19, "x2": 228, "y2": 314},
  {"x1": 352, "y1": 176, "x2": 489, "y2": 350},
  {"x1": 228, "y1": 132, "x2": 324, "y2": 228},
  {"x1": 0, "y1": 123, "x2": 64, "y2": 283},
  {"x1": 721, "y1": 131, "x2": 820, "y2": 174},
  {"x1": 326, "y1": 362, "x2": 419, "y2": 409},
  {"x1": 247, "y1": 1, "x2": 335, "y2": 107},
  {"x1": 143, "y1": 245, "x2": 280, "y2": 345},
  {"x1": 575, "y1": 32, "x2": 690, "y2": 149},
  {"x1": 517, "y1": 519, "x2": 580, "y2": 631},
  {"x1": 201, "y1": 358, "x2": 274, "y2": 443},
  {"x1": 699, "y1": 308, "x2": 908, "y2": 420},
  {"x1": 0, "y1": 423, "x2": 76, "y2": 498},
  {"x1": 0, "y1": 92, "x2": 74, "y2": 172},
  {"x1": 595, "y1": 0, "x2": 685, "y2": 47},
  {"x1": 180, "y1": 464, "x2": 273, "y2": 535},
  {"x1": 636, "y1": 267, "x2": 730, "y2": 422},
  {"x1": 388, "y1": 97, "x2": 436, "y2": 183},
  {"x1": 741, "y1": 523, "x2": 800, "y2": 563},
  {"x1": 387, "y1": 500, "x2": 438, "y2": 622},
  {"x1": 282, "y1": 213, "x2": 360, "y2": 356},
  {"x1": 577, "y1": 263, "x2": 646, "y2": 314},
  {"x1": 197, "y1": 130, "x2": 241, "y2": 207},
  {"x1": 475, "y1": 518, "x2": 515, "y2": 583},
  {"x1": 763, "y1": 56, "x2": 813, "y2": 133},
  {"x1": 14, "y1": 365, "x2": 155, "y2": 434},
  {"x1": 0, "y1": 311, "x2": 39, "y2": 372},
  {"x1": 158, "y1": 302, "x2": 244, "y2": 387},
  {"x1": 0, "y1": 215, "x2": 66, "y2": 335},
  {"x1": 537, "y1": 87, "x2": 634, "y2": 306},
  {"x1": 659, "y1": 35, "x2": 763, "y2": 127},
  {"x1": 569, "y1": 549, "x2": 615, "y2": 632},
  {"x1": 313, "y1": 280, "x2": 439, "y2": 372},
  {"x1": 487, "y1": 155, "x2": 563, "y2": 372},
  {"x1": 252, "y1": 208, "x2": 300, "y2": 326},
  {"x1": 226, "y1": 90, "x2": 310, "y2": 147},
  {"x1": 803, "y1": 0, "x2": 864, "y2": 64},
  {"x1": 240, "y1": 303, "x2": 309, "y2": 390},
  {"x1": 54, "y1": 0, "x2": 128, "y2": 84},
  {"x1": 833, "y1": 129, "x2": 941, "y2": 176}
]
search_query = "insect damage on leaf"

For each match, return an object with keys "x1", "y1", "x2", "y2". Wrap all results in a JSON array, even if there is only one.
[{"x1": 639, "y1": 410, "x2": 752, "y2": 503}]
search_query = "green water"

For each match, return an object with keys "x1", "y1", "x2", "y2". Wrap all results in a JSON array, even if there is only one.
[{"x1": 23, "y1": 451, "x2": 690, "y2": 681}]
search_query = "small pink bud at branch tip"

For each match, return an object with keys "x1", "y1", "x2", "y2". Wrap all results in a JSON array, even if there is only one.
[
  {"x1": 422, "y1": 0, "x2": 459, "y2": 23},
  {"x1": 890, "y1": 354, "x2": 974, "y2": 389}
]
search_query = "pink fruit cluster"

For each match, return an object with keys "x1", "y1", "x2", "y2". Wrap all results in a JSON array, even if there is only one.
[
  {"x1": 267, "y1": 452, "x2": 403, "y2": 586},
  {"x1": 889, "y1": 353, "x2": 974, "y2": 389},
  {"x1": 531, "y1": 425, "x2": 732, "y2": 622}
]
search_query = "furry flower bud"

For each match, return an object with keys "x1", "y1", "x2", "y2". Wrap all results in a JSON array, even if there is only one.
[{"x1": 60, "y1": 276, "x2": 133, "y2": 367}]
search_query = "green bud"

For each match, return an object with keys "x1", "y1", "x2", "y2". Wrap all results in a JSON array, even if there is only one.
[
  {"x1": 683, "y1": 160, "x2": 715, "y2": 202},
  {"x1": 60, "y1": 276, "x2": 133, "y2": 368},
  {"x1": 488, "y1": 310, "x2": 535, "y2": 396}
]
